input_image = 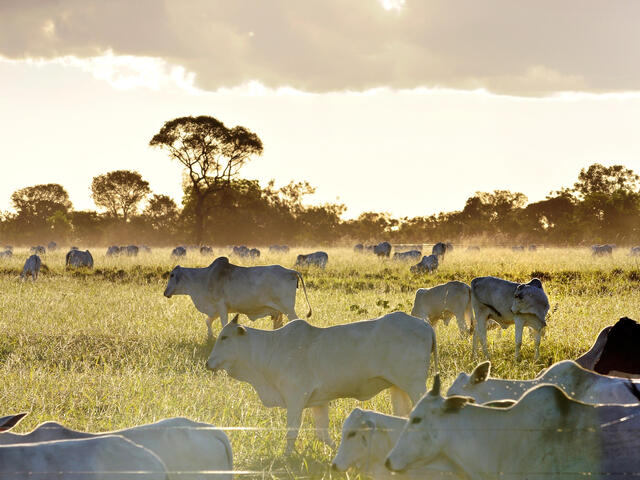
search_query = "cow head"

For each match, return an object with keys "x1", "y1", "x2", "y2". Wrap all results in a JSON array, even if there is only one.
[
  {"x1": 163, "y1": 266, "x2": 184, "y2": 298},
  {"x1": 511, "y1": 278, "x2": 549, "y2": 328},
  {"x1": 0, "y1": 413, "x2": 28, "y2": 433},
  {"x1": 295, "y1": 255, "x2": 305, "y2": 266},
  {"x1": 332, "y1": 408, "x2": 377, "y2": 472},
  {"x1": 206, "y1": 315, "x2": 247, "y2": 373},
  {"x1": 385, "y1": 375, "x2": 472, "y2": 473},
  {"x1": 446, "y1": 361, "x2": 491, "y2": 399}
]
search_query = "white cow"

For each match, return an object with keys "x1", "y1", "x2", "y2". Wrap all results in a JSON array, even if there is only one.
[
  {"x1": 295, "y1": 251, "x2": 328, "y2": 269},
  {"x1": 411, "y1": 281, "x2": 472, "y2": 336},
  {"x1": 0, "y1": 414, "x2": 168, "y2": 480},
  {"x1": 332, "y1": 408, "x2": 464, "y2": 480},
  {"x1": 206, "y1": 312, "x2": 437, "y2": 454},
  {"x1": 386, "y1": 379, "x2": 640, "y2": 479},
  {"x1": 164, "y1": 256, "x2": 312, "y2": 338},
  {"x1": 470, "y1": 276, "x2": 550, "y2": 360},
  {"x1": 447, "y1": 360, "x2": 640, "y2": 405},
  {"x1": 410, "y1": 255, "x2": 438, "y2": 274},
  {"x1": 66, "y1": 249, "x2": 94, "y2": 268},
  {"x1": 0, "y1": 415, "x2": 232, "y2": 480},
  {"x1": 21, "y1": 254, "x2": 42, "y2": 281}
]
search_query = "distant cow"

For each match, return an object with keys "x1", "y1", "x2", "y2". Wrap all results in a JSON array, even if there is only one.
[
  {"x1": 630, "y1": 246, "x2": 640, "y2": 256},
  {"x1": 576, "y1": 317, "x2": 640, "y2": 378},
  {"x1": 207, "y1": 312, "x2": 437, "y2": 453},
  {"x1": 21, "y1": 254, "x2": 42, "y2": 281},
  {"x1": 411, "y1": 281, "x2": 472, "y2": 336},
  {"x1": 393, "y1": 250, "x2": 422, "y2": 262},
  {"x1": 295, "y1": 251, "x2": 328, "y2": 269},
  {"x1": 431, "y1": 242, "x2": 447, "y2": 260},
  {"x1": 0, "y1": 250, "x2": 12, "y2": 259},
  {"x1": 125, "y1": 245, "x2": 139, "y2": 257},
  {"x1": 164, "y1": 256, "x2": 312, "y2": 337},
  {"x1": 269, "y1": 245, "x2": 290, "y2": 254},
  {"x1": 445, "y1": 242, "x2": 453, "y2": 252},
  {"x1": 66, "y1": 249, "x2": 94, "y2": 268},
  {"x1": 592, "y1": 244, "x2": 613, "y2": 256},
  {"x1": 249, "y1": 248, "x2": 260, "y2": 259},
  {"x1": 471, "y1": 276, "x2": 549, "y2": 360},
  {"x1": 353, "y1": 244, "x2": 364, "y2": 253},
  {"x1": 447, "y1": 359, "x2": 640, "y2": 405},
  {"x1": 47, "y1": 241, "x2": 57, "y2": 251},
  {"x1": 373, "y1": 242, "x2": 392, "y2": 258},
  {"x1": 30, "y1": 245, "x2": 46, "y2": 255},
  {"x1": 232, "y1": 245, "x2": 250, "y2": 257},
  {"x1": 171, "y1": 246, "x2": 187, "y2": 258},
  {"x1": 410, "y1": 255, "x2": 438, "y2": 274},
  {"x1": 106, "y1": 245, "x2": 121, "y2": 256},
  {"x1": 511, "y1": 245, "x2": 525, "y2": 251},
  {"x1": 529, "y1": 245, "x2": 537, "y2": 251},
  {"x1": 200, "y1": 245, "x2": 213, "y2": 255}
]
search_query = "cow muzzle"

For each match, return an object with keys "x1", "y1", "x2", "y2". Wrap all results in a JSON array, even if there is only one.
[{"x1": 163, "y1": 289, "x2": 172, "y2": 298}]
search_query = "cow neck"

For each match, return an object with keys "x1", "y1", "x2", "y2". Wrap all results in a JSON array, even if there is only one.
[{"x1": 230, "y1": 327, "x2": 279, "y2": 383}]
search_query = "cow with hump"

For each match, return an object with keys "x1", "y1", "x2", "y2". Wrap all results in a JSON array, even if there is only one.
[
  {"x1": 164, "y1": 256, "x2": 312, "y2": 339},
  {"x1": 206, "y1": 311, "x2": 437, "y2": 454},
  {"x1": 385, "y1": 376, "x2": 640, "y2": 479}
]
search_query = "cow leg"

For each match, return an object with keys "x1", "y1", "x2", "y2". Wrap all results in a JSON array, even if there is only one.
[
  {"x1": 218, "y1": 305, "x2": 228, "y2": 328},
  {"x1": 454, "y1": 309, "x2": 468, "y2": 337},
  {"x1": 284, "y1": 404, "x2": 304, "y2": 455},
  {"x1": 389, "y1": 386, "x2": 413, "y2": 417},
  {"x1": 205, "y1": 317, "x2": 215, "y2": 340},
  {"x1": 514, "y1": 317, "x2": 525, "y2": 361},
  {"x1": 311, "y1": 404, "x2": 334, "y2": 448},
  {"x1": 272, "y1": 313, "x2": 284, "y2": 330},
  {"x1": 475, "y1": 315, "x2": 490, "y2": 359}
]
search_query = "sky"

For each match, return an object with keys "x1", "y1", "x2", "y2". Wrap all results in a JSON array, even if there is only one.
[{"x1": 1, "y1": 0, "x2": 639, "y2": 219}]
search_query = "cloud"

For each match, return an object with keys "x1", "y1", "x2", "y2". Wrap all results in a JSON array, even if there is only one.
[{"x1": 0, "y1": 0, "x2": 637, "y2": 96}]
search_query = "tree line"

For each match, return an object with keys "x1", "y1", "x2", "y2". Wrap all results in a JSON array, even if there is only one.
[{"x1": 1, "y1": 115, "x2": 639, "y2": 247}]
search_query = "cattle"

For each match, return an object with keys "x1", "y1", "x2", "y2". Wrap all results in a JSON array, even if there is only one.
[
  {"x1": 65, "y1": 249, "x2": 94, "y2": 269},
  {"x1": 141, "y1": 245, "x2": 152, "y2": 253},
  {"x1": 576, "y1": 317, "x2": 640, "y2": 378},
  {"x1": 249, "y1": 248, "x2": 260, "y2": 259},
  {"x1": 0, "y1": 414, "x2": 168, "y2": 480},
  {"x1": 431, "y1": 242, "x2": 446, "y2": 260},
  {"x1": 373, "y1": 241, "x2": 392, "y2": 258},
  {"x1": 30, "y1": 245, "x2": 46, "y2": 255},
  {"x1": 206, "y1": 312, "x2": 437, "y2": 454},
  {"x1": 393, "y1": 250, "x2": 422, "y2": 262},
  {"x1": 0, "y1": 414, "x2": 232, "y2": 480},
  {"x1": 529, "y1": 244, "x2": 537, "y2": 251},
  {"x1": 411, "y1": 281, "x2": 472, "y2": 336},
  {"x1": 295, "y1": 251, "x2": 328, "y2": 269},
  {"x1": 470, "y1": 276, "x2": 549, "y2": 360},
  {"x1": 269, "y1": 245, "x2": 290, "y2": 254},
  {"x1": 631, "y1": 246, "x2": 640, "y2": 256},
  {"x1": 125, "y1": 245, "x2": 139, "y2": 257},
  {"x1": 4, "y1": 245, "x2": 13, "y2": 252},
  {"x1": 353, "y1": 243, "x2": 364, "y2": 253},
  {"x1": 445, "y1": 242, "x2": 453, "y2": 252},
  {"x1": 47, "y1": 241, "x2": 57, "y2": 251},
  {"x1": 0, "y1": 249, "x2": 12, "y2": 259},
  {"x1": 200, "y1": 245, "x2": 213, "y2": 255},
  {"x1": 332, "y1": 408, "x2": 463, "y2": 480},
  {"x1": 410, "y1": 255, "x2": 438, "y2": 274},
  {"x1": 20, "y1": 254, "x2": 42, "y2": 281},
  {"x1": 448, "y1": 359, "x2": 640, "y2": 405},
  {"x1": 164, "y1": 256, "x2": 312, "y2": 337},
  {"x1": 592, "y1": 244, "x2": 613, "y2": 256},
  {"x1": 171, "y1": 246, "x2": 187, "y2": 258},
  {"x1": 106, "y1": 245, "x2": 121, "y2": 256},
  {"x1": 385, "y1": 378, "x2": 640, "y2": 479},
  {"x1": 232, "y1": 245, "x2": 250, "y2": 257}
]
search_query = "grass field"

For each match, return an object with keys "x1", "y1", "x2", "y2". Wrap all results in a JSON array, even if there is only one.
[{"x1": 2, "y1": 246, "x2": 640, "y2": 478}]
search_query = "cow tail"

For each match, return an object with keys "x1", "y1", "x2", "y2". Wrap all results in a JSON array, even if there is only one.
[{"x1": 295, "y1": 271, "x2": 312, "y2": 318}]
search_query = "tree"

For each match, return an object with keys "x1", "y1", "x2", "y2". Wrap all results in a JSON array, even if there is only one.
[
  {"x1": 90, "y1": 170, "x2": 151, "y2": 222},
  {"x1": 149, "y1": 115, "x2": 263, "y2": 242},
  {"x1": 11, "y1": 183, "x2": 72, "y2": 222},
  {"x1": 573, "y1": 164, "x2": 640, "y2": 198},
  {"x1": 143, "y1": 194, "x2": 179, "y2": 231}
]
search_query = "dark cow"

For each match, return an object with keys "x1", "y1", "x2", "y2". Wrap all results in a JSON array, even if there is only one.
[
  {"x1": 432, "y1": 242, "x2": 447, "y2": 260},
  {"x1": 233, "y1": 245, "x2": 251, "y2": 257},
  {"x1": 393, "y1": 250, "x2": 422, "y2": 261},
  {"x1": 592, "y1": 244, "x2": 613, "y2": 256},
  {"x1": 373, "y1": 242, "x2": 391, "y2": 258},
  {"x1": 200, "y1": 245, "x2": 213, "y2": 255},
  {"x1": 249, "y1": 248, "x2": 261, "y2": 259},
  {"x1": 353, "y1": 244, "x2": 364, "y2": 253},
  {"x1": 576, "y1": 317, "x2": 640, "y2": 378},
  {"x1": 171, "y1": 246, "x2": 187, "y2": 258}
]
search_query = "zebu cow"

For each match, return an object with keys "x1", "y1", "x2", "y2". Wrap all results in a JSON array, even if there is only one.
[
  {"x1": 295, "y1": 251, "x2": 328, "y2": 269},
  {"x1": 410, "y1": 255, "x2": 438, "y2": 274},
  {"x1": 232, "y1": 245, "x2": 250, "y2": 257},
  {"x1": 576, "y1": 317, "x2": 640, "y2": 378},
  {"x1": 164, "y1": 256, "x2": 312, "y2": 337},
  {"x1": 631, "y1": 246, "x2": 640, "y2": 256},
  {"x1": 332, "y1": 408, "x2": 463, "y2": 480},
  {"x1": 66, "y1": 249, "x2": 94, "y2": 268},
  {"x1": 411, "y1": 281, "x2": 472, "y2": 336},
  {"x1": 447, "y1": 360, "x2": 640, "y2": 405},
  {"x1": 30, "y1": 245, "x2": 46, "y2": 255},
  {"x1": 386, "y1": 379, "x2": 640, "y2": 479},
  {"x1": 0, "y1": 414, "x2": 232, "y2": 480},
  {"x1": 0, "y1": 250, "x2": 12, "y2": 258},
  {"x1": 393, "y1": 250, "x2": 422, "y2": 262},
  {"x1": 200, "y1": 245, "x2": 213, "y2": 255},
  {"x1": 106, "y1": 245, "x2": 121, "y2": 256},
  {"x1": 21, "y1": 254, "x2": 42, "y2": 281},
  {"x1": 431, "y1": 242, "x2": 447, "y2": 260},
  {"x1": 373, "y1": 242, "x2": 392, "y2": 258},
  {"x1": 470, "y1": 276, "x2": 549, "y2": 360},
  {"x1": 125, "y1": 245, "x2": 139, "y2": 257},
  {"x1": 0, "y1": 414, "x2": 168, "y2": 480},
  {"x1": 249, "y1": 248, "x2": 260, "y2": 259},
  {"x1": 47, "y1": 241, "x2": 57, "y2": 251},
  {"x1": 206, "y1": 312, "x2": 437, "y2": 454},
  {"x1": 353, "y1": 244, "x2": 364, "y2": 253},
  {"x1": 171, "y1": 246, "x2": 187, "y2": 258},
  {"x1": 592, "y1": 244, "x2": 613, "y2": 256}
]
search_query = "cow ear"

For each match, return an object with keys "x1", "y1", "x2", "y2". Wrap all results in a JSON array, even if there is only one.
[
  {"x1": 0, "y1": 413, "x2": 28, "y2": 432},
  {"x1": 428, "y1": 374, "x2": 441, "y2": 396},
  {"x1": 236, "y1": 325, "x2": 247, "y2": 336},
  {"x1": 230, "y1": 314, "x2": 240, "y2": 324},
  {"x1": 527, "y1": 278, "x2": 543, "y2": 289},
  {"x1": 442, "y1": 396, "x2": 471, "y2": 413},
  {"x1": 470, "y1": 361, "x2": 491, "y2": 384}
]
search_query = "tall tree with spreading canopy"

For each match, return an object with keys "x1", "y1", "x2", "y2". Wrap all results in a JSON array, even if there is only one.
[
  {"x1": 90, "y1": 170, "x2": 151, "y2": 222},
  {"x1": 11, "y1": 183, "x2": 72, "y2": 222},
  {"x1": 149, "y1": 115, "x2": 263, "y2": 242}
]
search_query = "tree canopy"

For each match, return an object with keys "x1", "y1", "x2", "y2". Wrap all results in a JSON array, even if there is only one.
[{"x1": 90, "y1": 170, "x2": 151, "y2": 222}]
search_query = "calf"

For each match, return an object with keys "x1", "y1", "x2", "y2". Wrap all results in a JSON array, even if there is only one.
[
  {"x1": 411, "y1": 281, "x2": 472, "y2": 336},
  {"x1": 410, "y1": 255, "x2": 438, "y2": 274},
  {"x1": 295, "y1": 251, "x2": 329, "y2": 269}
]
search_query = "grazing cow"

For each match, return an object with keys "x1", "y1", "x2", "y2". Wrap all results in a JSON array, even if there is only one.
[
  {"x1": 592, "y1": 244, "x2": 613, "y2": 256},
  {"x1": 431, "y1": 242, "x2": 447, "y2": 260},
  {"x1": 295, "y1": 251, "x2": 329, "y2": 269},
  {"x1": 269, "y1": 245, "x2": 290, "y2": 254},
  {"x1": 410, "y1": 255, "x2": 438, "y2": 274},
  {"x1": 66, "y1": 249, "x2": 94, "y2": 268},
  {"x1": 411, "y1": 281, "x2": 472, "y2": 336},
  {"x1": 200, "y1": 245, "x2": 213, "y2": 255},
  {"x1": 232, "y1": 245, "x2": 250, "y2": 257},
  {"x1": 373, "y1": 242, "x2": 392, "y2": 258},
  {"x1": 249, "y1": 248, "x2": 260, "y2": 259},
  {"x1": 30, "y1": 245, "x2": 46, "y2": 255},
  {"x1": 0, "y1": 249, "x2": 12, "y2": 258},
  {"x1": 164, "y1": 256, "x2": 312, "y2": 337},
  {"x1": 20, "y1": 254, "x2": 42, "y2": 281},
  {"x1": 207, "y1": 312, "x2": 437, "y2": 453},
  {"x1": 576, "y1": 317, "x2": 640, "y2": 378},
  {"x1": 106, "y1": 245, "x2": 121, "y2": 256},
  {"x1": 0, "y1": 414, "x2": 231, "y2": 480},
  {"x1": 125, "y1": 245, "x2": 139, "y2": 257},
  {"x1": 354, "y1": 243, "x2": 364, "y2": 253},
  {"x1": 470, "y1": 276, "x2": 549, "y2": 360},
  {"x1": 47, "y1": 241, "x2": 57, "y2": 251},
  {"x1": 631, "y1": 246, "x2": 640, "y2": 256},
  {"x1": 0, "y1": 414, "x2": 168, "y2": 480},
  {"x1": 385, "y1": 379, "x2": 640, "y2": 479},
  {"x1": 332, "y1": 408, "x2": 462, "y2": 480},
  {"x1": 447, "y1": 360, "x2": 640, "y2": 405},
  {"x1": 393, "y1": 250, "x2": 422, "y2": 262},
  {"x1": 171, "y1": 246, "x2": 187, "y2": 258}
]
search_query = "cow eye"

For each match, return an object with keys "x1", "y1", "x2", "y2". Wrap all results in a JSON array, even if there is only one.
[
  {"x1": 220, "y1": 336, "x2": 227, "y2": 341},
  {"x1": 411, "y1": 417, "x2": 422, "y2": 424},
  {"x1": 170, "y1": 273, "x2": 174, "y2": 278},
  {"x1": 347, "y1": 431, "x2": 356, "y2": 439}
]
